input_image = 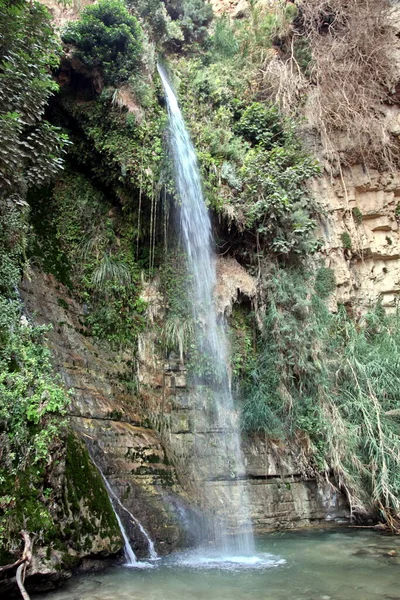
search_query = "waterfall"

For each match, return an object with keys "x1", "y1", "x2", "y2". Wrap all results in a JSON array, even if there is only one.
[
  {"x1": 93, "y1": 459, "x2": 158, "y2": 562},
  {"x1": 104, "y1": 480, "x2": 158, "y2": 561},
  {"x1": 101, "y1": 474, "x2": 138, "y2": 567},
  {"x1": 158, "y1": 64, "x2": 254, "y2": 555}
]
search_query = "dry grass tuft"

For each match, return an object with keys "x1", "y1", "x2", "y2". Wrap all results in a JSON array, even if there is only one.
[{"x1": 262, "y1": 0, "x2": 399, "y2": 171}]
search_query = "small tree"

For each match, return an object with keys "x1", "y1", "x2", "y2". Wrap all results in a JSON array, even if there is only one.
[{"x1": 62, "y1": 0, "x2": 143, "y2": 85}]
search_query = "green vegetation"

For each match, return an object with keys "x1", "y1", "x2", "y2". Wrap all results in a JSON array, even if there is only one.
[
  {"x1": 229, "y1": 305, "x2": 256, "y2": 396},
  {"x1": 160, "y1": 250, "x2": 194, "y2": 362},
  {"x1": 0, "y1": 430, "x2": 122, "y2": 562},
  {"x1": 0, "y1": 325, "x2": 70, "y2": 472},
  {"x1": 240, "y1": 267, "x2": 400, "y2": 526},
  {"x1": 352, "y1": 207, "x2": 363, "y2": 226},
  {"x1": 173, "y1": 9, "x2": 321, "y2": 261},
  {"x1": 314, "y1": 267, "x2": 336, "y2": 299},
  {"x1": 341, "y1": 231, "x2": 352, "y2": 251},
  {"x1": 0, "y1": 0, "x2": 68, "y2": 195},
  {"x1": 29, "y1": 170, "x2": 147, "y2": 348},
  {"x1": 0, "y1": 0, "x2": 72, "y2": 559},
  {"x1": 128, "y1": 0, "x2": 213, "y2": 50},
  {"x1": 27, "y1": 0, "x2": 170, "y2": 349},
  {"x1": 177, "y1": 0, "x2": 213, "y2": 45},
  {"x1": 62, "y1": 0, "x2": 144, "y2": 85},
  {"x1": 64, "y1": 432, "x2": 122, "y2": 551},
  {"x1": 60, "y1": 84, "x2": 164, "y2": 199}
]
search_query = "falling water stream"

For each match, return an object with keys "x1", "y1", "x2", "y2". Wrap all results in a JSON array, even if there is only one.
[
  {"x1": 101, "y1": 473, "x2": 138, "y2": 567},
  {"x1": 93, "y1": 460, "x2": 158, "y2": 565},
  {"x1": 158, "y1": 64, "x2": 254, "y2": 556}
]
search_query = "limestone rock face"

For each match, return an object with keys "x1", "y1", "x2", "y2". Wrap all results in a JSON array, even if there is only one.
[
  {"x1": 314, "y1": 167, "x2": 400, "y2": 312},
  {"x1": 215, "y1": 256, "x2": 256, "y2": 316},
  {"x1": 211, "y1": 0, "x2": 251, "y2": 18},
  {"x1": 137, "y1": 258, "x2": 349, "y2": 533},
  {"x1": 243, "y1": 436, "x2": 348, "y2": 530},
  {"x1": 19, "y1": 272, "x2": 192, "y2": 565},
  {"x1": 20, "y1": 263, "x2": 347, "y2": 556}
]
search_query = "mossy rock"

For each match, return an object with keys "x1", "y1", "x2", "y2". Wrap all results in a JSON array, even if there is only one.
[{"x1": 64, "y1": 431, "x2": 122, "y2": 553}]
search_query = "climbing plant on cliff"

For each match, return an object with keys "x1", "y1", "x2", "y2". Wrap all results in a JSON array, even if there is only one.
[
  {"x1": 29, "y1": 170, "x2": 148, "y2": 349},
  {"x1": 0, "y1": 0, "x2": 71, "y2": 559},
  {"x1": 299, "y1": 0, "x2": 398, "y2": 169},
  {"x1": 251, "y1": 0, "x2": 398, "y2": 170},
  {"x1": 0, "y1": 0, "x2": 68, "y2": 194}
]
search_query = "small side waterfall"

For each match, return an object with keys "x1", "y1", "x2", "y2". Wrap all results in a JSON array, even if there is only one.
[
  {"x1": 104, "y1": 479, "x2": 158, "y2": 561},
  {"x1": 101, "y1": 474, "x2": 138, "y2": 567},
  {"x1": 93, "y1": 459, "x2": 158, "y2": 563},
  {"x1": 158, "y1": 65, "x2": 254, "y2": 555}
]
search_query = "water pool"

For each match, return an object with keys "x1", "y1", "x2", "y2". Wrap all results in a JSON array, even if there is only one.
[{"x1": 34, "y1": 529, "x2": 400, "y2": 600}]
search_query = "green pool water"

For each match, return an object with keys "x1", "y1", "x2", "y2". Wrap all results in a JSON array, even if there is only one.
[{"x1": 35, "y1": 529, "x2": 400, "y2": 600}]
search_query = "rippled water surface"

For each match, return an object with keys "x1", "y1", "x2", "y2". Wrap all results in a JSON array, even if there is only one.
[{"x1": 35, "y1": 530, "x2": 400, "y2": 600}]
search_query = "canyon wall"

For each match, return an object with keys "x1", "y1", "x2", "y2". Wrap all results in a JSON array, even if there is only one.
[{"x1": 20, "y1": 266, "x2": 348, "y2": 562}]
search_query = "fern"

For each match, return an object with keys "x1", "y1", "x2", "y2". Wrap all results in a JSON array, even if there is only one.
[{"x1": 92, "y1": 253, "x2": 132, "y2": 289}]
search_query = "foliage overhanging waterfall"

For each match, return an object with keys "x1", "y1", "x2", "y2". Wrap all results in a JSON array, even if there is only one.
[{"x1": 158, "y1": 64, "x2": 254, "y2": 555}]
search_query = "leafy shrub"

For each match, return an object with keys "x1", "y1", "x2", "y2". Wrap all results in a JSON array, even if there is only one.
[
  {"x1": 0, "y1": 324, "x2": 70, "y2": 472},
  {"x1": 29, "y1": 170, "x2": 147, "y2": 349},
  {"x1": 178, "y1": 0, "x2": 213, "y2": 45},
  {"x1": 341, "y1": 231, "x2": 352, "y2": 250},
  {"x1": 191, "y1": 62, "x2": 245, "y2": 107},
  {"x1": 62, "y1": 0, "x2": 144, "y2": 84},
  {"x1": 129, "y1": 0, "x2": 185, "y2": 47},
  {"x1": 314, "y1": 267, "x2": 336, "y2": 298},
  {"x1": 0, "y1": 0, "x2": 68, "y2": 197},
  {"x1": 177, "y1": 53, "x2": 321, "y2": 261},
  {"x1": 352, "y1": 207, "x2": 363, "y2": 225},
  {"x1": 238, "y1": 141, "x2": 321, "y2": 257},
  {"x1": 235, "y1": 102, "x2": 285, "y2": 149},
  {"x1": 221, "y1": 161, "x2": 242, "y2": 190},
  {"x1": 131, "y1": 0, "x2": 169, "y2": 38},
  {"x1": 211, "y1": 16, "x2": 239, "y2": 60}
]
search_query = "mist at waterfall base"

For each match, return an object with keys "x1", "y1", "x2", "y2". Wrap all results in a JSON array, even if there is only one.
[{"x1": 158, "y1": 63, "x2": 255, "y2": 561}]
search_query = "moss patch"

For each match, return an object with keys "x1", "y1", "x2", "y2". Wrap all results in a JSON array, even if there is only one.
[{"x1": 64, "y1": 432, "x2": 122, "y2": 552}]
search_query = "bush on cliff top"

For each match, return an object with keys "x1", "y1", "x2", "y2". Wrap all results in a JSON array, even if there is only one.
[{"x1": 62, "y1": 0, "x2": 144, "y2": 84}]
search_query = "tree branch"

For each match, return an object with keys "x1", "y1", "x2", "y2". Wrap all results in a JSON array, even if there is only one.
[{"x1": 0, "y1": 531, "x2": 32, "y2": 600}]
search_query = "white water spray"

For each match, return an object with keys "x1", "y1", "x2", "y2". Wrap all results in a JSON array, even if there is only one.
[{"x1": 158, "y1": 64, "x2": 254, "y2": 555}]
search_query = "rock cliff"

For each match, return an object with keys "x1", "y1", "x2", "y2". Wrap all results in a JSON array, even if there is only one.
[
  {"x1": 19, "y1": 263, "x2": 348, "y2": 571},
  {"x1": 20, "y1": 272, "x2": 192, "y2": 559}
]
